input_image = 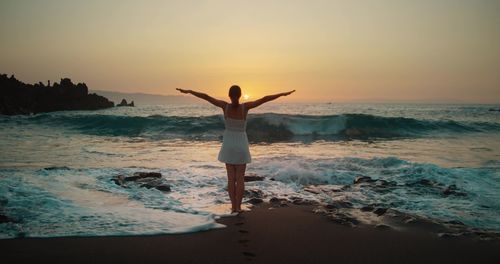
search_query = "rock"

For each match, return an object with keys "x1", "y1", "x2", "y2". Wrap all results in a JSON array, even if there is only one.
[
  {"x1": 329, "y1": 213, "x2": 359, "y2": 227},
  {"x1": 112, "y1": 175, "x2": 126, "y2": 186},
  {"x1": 404, "y1": 217, "x2": 417, "y2": 224},
  {"x1": 117, "y1": 98, "x2": 135, "y2": 107},
  {"x1": 269, "y1": 197, "x2": 288, "y2": 207},
  {"x1": 375, "y1": 179, "x2": 397, "y2": 187},
  {"x1": 0, "y1": 74, "x2": 114, "y2": 115},
  {"x1": 290, "y1": 197, "x2": 317, "y2": 205},
  {"x1": 154, "y1": 184, "x2": 171, "y2": 192},
  {"x1": 43, "y1": 166, "x2": 71, "y2": 170},
  {"x1": 353, "y1": 176, "x2": 375, "y2": 184},
  {"x1": 117, "y1": 99, "x2": 128, "y2": 106},
  {"x1": 438, "y1": 232, "x2": 463, "y2": 239},
  {"x1": 304, "y1": 186, "x2": 321, "y2": 194},
  {"x1": 247, "y1": 198, "x2": 264, "y2": 205},
  {"x1": 375, "y1": 224, "x2": 391, "y2": 230},
  {"x1": 373, "y1": 207, "x2": 388, "y2": 216},
  {"x1": 269, "y1": 197, "x2": 287, "y2": 203},
  {"x1": 112, "y1": 172, "x2": 170, "y2": 192},
  {"x1": 325, "y1": 201, "x2": 353, "y2": 210},
  {"x1": 141, "y1": 183, "x2": 171, "y2": 192},
  {"x1": 244, "y1": 174, "x2": 265, "y2": 182},
  {"x1": 244, "y1": 189, "x2": 264, "y2": 198},
  {"x1": 124, "y1": 172, "x2": 162, "y2": 182},
  {"x1": 445, "y1": 220, "x2": 465, "y2": 226},
  {"x1": 360, "y1": 206, "x2": 374, "y2": 212},
  {"x1": 442, "y1": 184, "x2": 466, "y2": 197}
]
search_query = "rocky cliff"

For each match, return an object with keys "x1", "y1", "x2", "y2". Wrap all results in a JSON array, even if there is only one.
[{"x1": 0, "y1": 74, "x2": 114, "y2": 115}]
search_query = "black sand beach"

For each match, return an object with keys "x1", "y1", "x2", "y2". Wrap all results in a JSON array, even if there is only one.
[{"x1": 2, "y1": 203, "x2": 499, "y2": 264}]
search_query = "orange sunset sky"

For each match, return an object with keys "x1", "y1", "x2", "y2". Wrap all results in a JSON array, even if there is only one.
[{"x1": 1, "y1": 0, "x2": 499, "y2": 103}]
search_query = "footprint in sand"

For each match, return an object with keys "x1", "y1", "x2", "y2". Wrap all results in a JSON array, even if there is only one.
[
  {"x1": 235, "y1": 222, "x2": 244, "y2": 226},
  {"x1": 239, "y1": 229, "x2": 249, "y2": 234},
  {"x1": 238, "y1": 239, "x2": 250, "y2": 243}
]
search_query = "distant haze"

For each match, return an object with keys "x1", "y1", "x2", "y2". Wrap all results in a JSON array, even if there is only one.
[
  {"x1": 91, "y1": 90, "x2": 199, "y2": 105},
  {"x1": 1, "y1": 0, "x2": 499, "y2": 103}
]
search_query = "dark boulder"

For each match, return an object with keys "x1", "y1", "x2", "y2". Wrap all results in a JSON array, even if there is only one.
[
  {"x1": 112, "y1": 172, "x2": 170, "y2": 192},
  {"x1": 269, "y1": 197, "x2": 288, "y2": 207},
  {"x1": 124, "y1": 172, "x2": 162, "y2": 182},
  {"x1": 247, "y1": 198, "x2": 264, "y2": 205},
  {"x1": 244, "y1": 174, "x2": 265, "y2": 182},
  {"x1": 353, "y1": 176, "x2": 376, "y2": 184},
  {"x1": 373, "y1": 207, "x2": 388, "y2": 216},
  {"x1": 244, "y1": 189, "x2": 264, "y2": 198},
  {"x1": 141, "y1": 182, "x2": 171, "y2": 192}
]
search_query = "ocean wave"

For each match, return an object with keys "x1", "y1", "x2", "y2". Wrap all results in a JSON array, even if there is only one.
[
  {"x1": 250, "y1": 156, "x2": 500, "y2": 230},
  {"x1": 5, "y1": 112, "x2": 500, "y2": 142}
]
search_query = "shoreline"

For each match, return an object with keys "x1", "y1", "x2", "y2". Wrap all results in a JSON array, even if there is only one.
[{"x1": 1, "y1": 203, "x2": 499, "y2": 263}]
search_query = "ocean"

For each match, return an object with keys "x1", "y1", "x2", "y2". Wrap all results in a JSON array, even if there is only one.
[{"x1": 0, "y1": 103, "x2": 499, "y2": 238}]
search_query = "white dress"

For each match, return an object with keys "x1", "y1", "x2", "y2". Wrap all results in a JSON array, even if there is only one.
[{"x1": 218, "y1": 105, "x2": 252, "y2": 164}]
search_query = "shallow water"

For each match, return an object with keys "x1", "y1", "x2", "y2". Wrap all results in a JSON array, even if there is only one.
[{"x1": 0, "y1": 103, "x2": 499, "y2": 238}]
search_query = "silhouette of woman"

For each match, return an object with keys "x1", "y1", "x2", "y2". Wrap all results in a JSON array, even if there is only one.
[{"x1": 176, "y1": 86, "x2": 295, "y2": 213}]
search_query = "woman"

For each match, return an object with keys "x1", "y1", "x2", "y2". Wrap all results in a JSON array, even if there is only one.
[{"x1": 176, "y1": 85, "x2": 295, "y2": 213}]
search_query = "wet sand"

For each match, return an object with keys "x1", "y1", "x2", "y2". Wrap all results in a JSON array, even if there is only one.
[{"x1": 1, "y1": 203, "x2": 499, "y2": 263}]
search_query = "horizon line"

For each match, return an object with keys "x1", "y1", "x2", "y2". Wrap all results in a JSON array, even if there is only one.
[{"x1": 91, "y1": 89, "x2": 500, "y2": 105}]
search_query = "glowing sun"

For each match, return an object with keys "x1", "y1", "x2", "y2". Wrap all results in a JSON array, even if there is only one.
[{"x1": 243, "y1": 94, "x2": 250, "y2": 100}]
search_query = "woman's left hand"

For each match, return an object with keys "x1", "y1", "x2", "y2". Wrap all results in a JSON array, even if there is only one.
[{"x1": 176, "y1": 88, "x2": 191, "y2": 94}]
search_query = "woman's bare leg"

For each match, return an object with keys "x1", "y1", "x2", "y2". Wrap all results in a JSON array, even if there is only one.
[
  {"x1": 235, "y1": 164, "x2": 247, "y2": 212},
  {"x1": 225, "y1": 164, "x2": 237, "y2": 212}
]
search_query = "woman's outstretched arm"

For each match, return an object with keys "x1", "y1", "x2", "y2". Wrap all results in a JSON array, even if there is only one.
[
  {"x1": 245, "y1": 90, "x2": 295, "y2": 109},
  {"x1": 176, "y1": 88, "x2": 226, "y2": 108}
]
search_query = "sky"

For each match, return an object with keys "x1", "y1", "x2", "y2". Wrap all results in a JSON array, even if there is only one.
[{"x1": 1, "y1": 0, "x2": 499, "y2": 103}]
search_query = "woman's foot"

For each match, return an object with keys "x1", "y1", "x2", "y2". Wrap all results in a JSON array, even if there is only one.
[{"x1": 229, "y1": 208, "x2": 243, "y2": 215}]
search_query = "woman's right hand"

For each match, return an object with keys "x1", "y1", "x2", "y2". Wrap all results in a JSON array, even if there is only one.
[
  {"x1": 282, "y1": 90, "x2": 295, "y2": 96},
  {"x1": 176, "y1": 88, "x2": 191, "y2": 94}
]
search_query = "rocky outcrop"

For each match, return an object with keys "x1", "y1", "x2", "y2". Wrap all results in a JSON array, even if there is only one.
[
  {"x1": 244, "y1": 174, "x2": 265, "y2": 182},
  {"x1": 112, "y1": 172, "x2": 171, "y2": 192},
  {"x1": 117, "y1": 99, "x2": 134, "y2": 107},
  {"x1": 0, "y1": 74, "x2": 114, "y2": 115}
]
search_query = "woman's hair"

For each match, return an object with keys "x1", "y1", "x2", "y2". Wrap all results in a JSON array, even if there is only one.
[{"x1": 228, "y1": 85, "x2": 241, "y2": 99}]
